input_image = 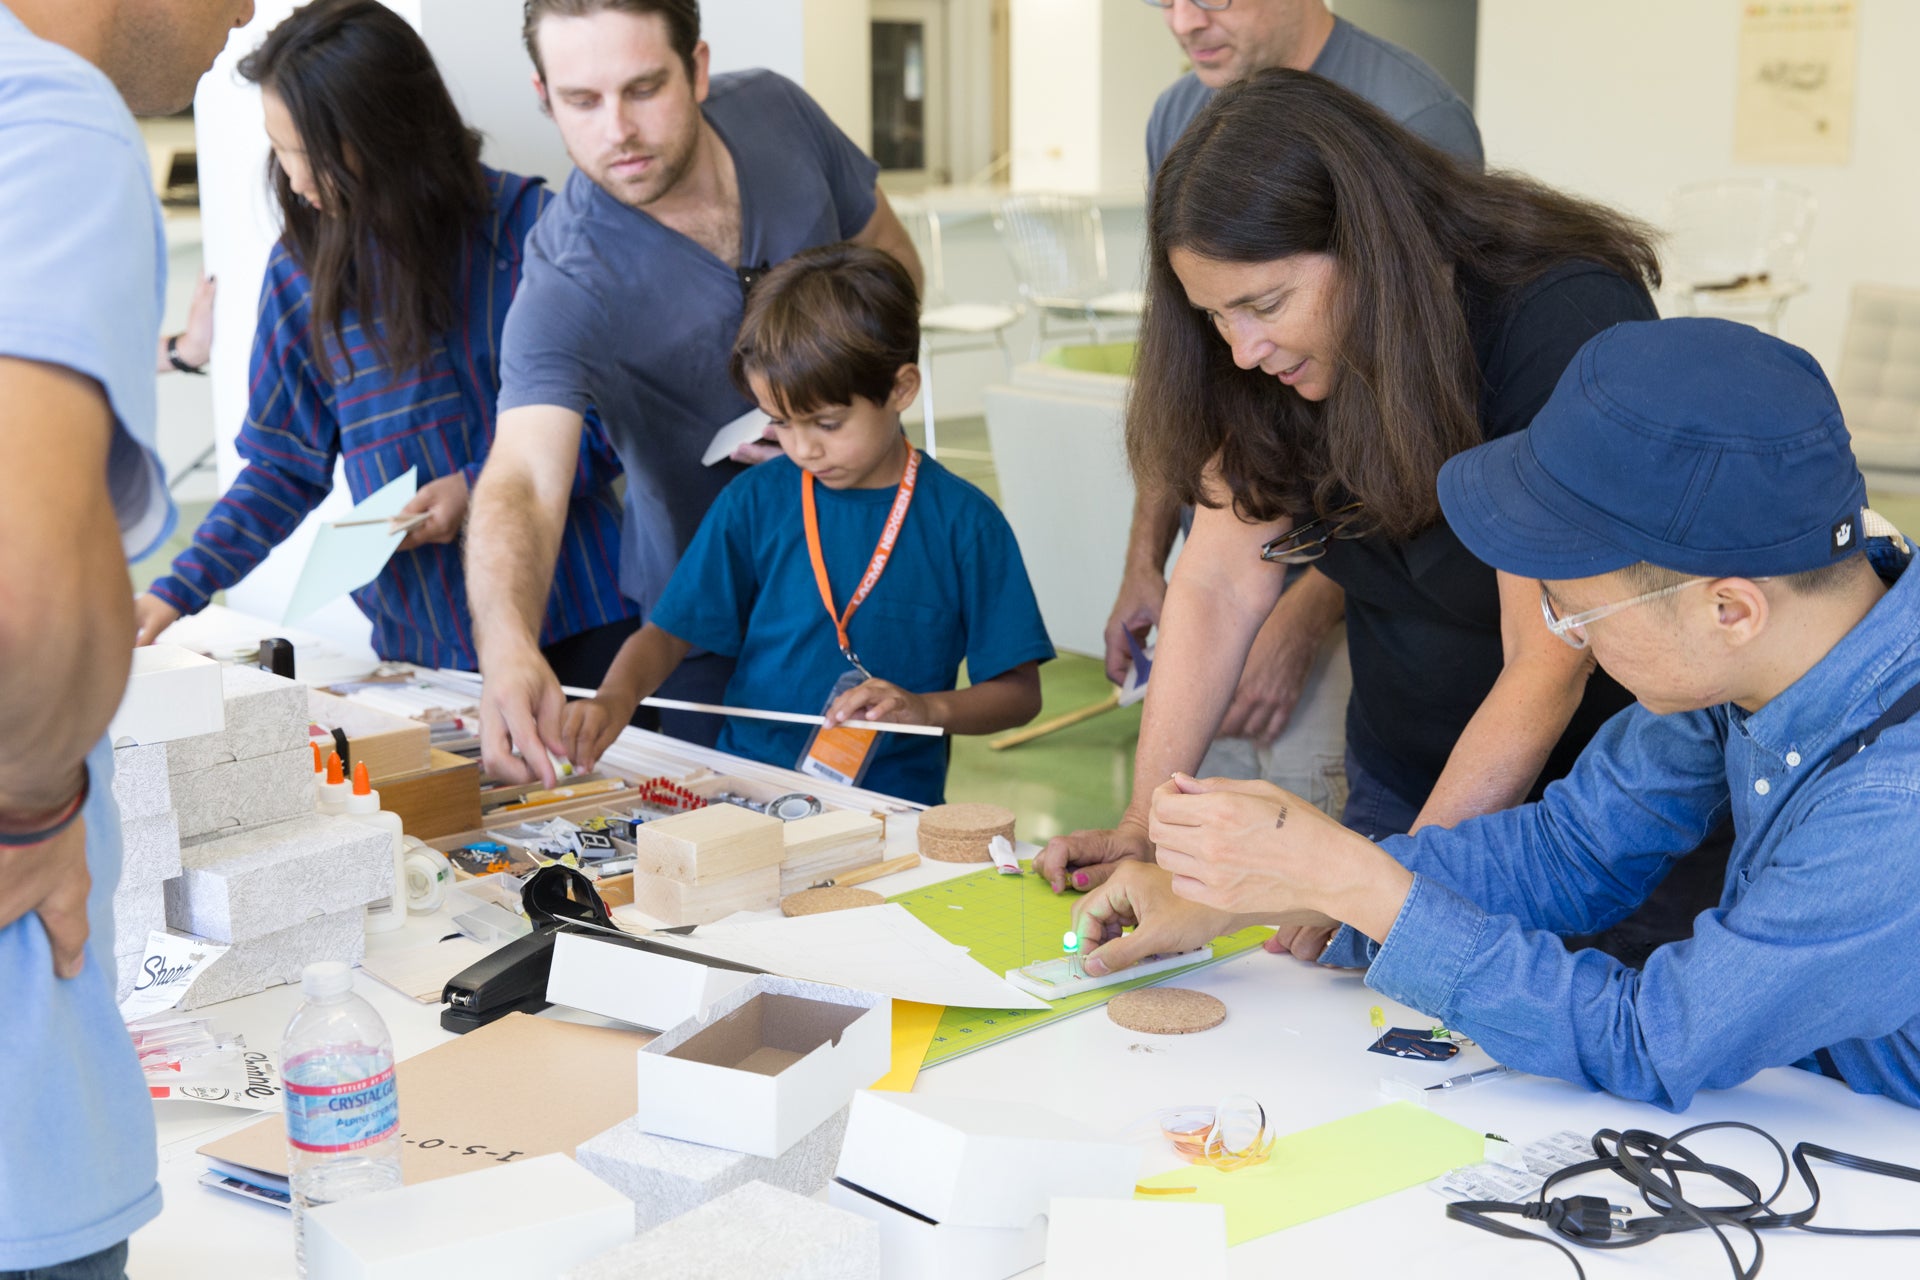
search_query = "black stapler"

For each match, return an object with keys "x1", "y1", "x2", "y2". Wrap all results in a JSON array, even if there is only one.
[{"x1": 440, "y1": 863, "x2": 765, "y2": 1033}]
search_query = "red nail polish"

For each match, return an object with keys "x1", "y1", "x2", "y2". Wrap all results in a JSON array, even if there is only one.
[{"x1": 1073, "y1": 871, "x2": 1088, "y2": 888}]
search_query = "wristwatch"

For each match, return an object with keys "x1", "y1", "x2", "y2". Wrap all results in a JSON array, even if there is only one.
[{"x1": 167, "y1": 334, "x2": 207, "y2": 375}]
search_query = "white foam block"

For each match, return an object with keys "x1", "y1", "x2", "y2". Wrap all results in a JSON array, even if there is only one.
[
  {"x1": 108, "y1": 644, "x2": 224, "y2": 747},
  {"x1": 119, "y1": 811, "x2": 182, "y2": 888},
  {"x1": 1044, "y1": 1198, "x2": 1227, "y2": 1280},
  {"x1": 177, "y1": 910, "x2": 365, "y2": 1009},
  {"x1": 575, "y1": 1108, "x2": 848, "y2": 1234},
  {"x1": 563, "y1": 1181, "x2": 879, "y2": 1280},
  {"x1": 112, "y1": 881, "x2": 165, "y2": 958},
  {"x1": 163, "y1": 664, "x2": 308, "y2": 774},
  {"x1": 305, "y1": 1153, "x2": 632, "y2": 1280},
  {"x1": 171, "y1": 746, "x2": 316, "y2": 840},
  {"x1": 165, "y1": 815, "x2": 392, "y2": 943},
  {"x1": 111, "y1": 744, "x2": 173, "y2": 821}
]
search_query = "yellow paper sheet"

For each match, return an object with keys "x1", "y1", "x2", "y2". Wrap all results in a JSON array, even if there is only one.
[
  {"x1": 870, "y1": 1000, "x2": 944, "y2": 1092},
  {"x1": 1134, "y1": 1102, "x2": 1484, "y2": 1245}
]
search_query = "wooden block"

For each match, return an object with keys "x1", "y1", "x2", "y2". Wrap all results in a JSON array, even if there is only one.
[
  {"x1": 627, "y1": 865, "x2": 780, "y2": 927},
  {"x1": 309, "y1": 689, "x2": 432, "y2": 781},
  {"x1": 777, "y1": 812, "x2": 886, "y2": 896},
  {"x1": 379, "y1": 748, "x2": 483, "y2": 840},
  {"x1": 630, "y1": 805, "x2": 784, "y2": 886}
]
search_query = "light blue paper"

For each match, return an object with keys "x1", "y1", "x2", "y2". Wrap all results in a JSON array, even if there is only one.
[{"x1": 282, "y1": 468, "x2": 418, "y2": 624}]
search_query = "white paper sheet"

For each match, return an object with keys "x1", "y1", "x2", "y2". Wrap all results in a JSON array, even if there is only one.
[
  {"x1": 1045, "y1": 1199, "x2": 1227, "y2": 1280},
  {"x1": 701, "y1": 408, "x2": 774, "y2": 466},
  {"x1": 666, "y1": 904, "x2": 1047, "y2": 1010},
  {"x1": 282, "y1": 468, "x2": 417, "y2": 623}
]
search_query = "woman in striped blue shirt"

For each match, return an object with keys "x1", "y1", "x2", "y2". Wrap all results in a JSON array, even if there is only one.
[{"x1": 135, "y1": 0, "x2": 636, "y2": 684}]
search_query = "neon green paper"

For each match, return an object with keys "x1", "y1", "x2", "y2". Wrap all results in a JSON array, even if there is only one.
[
  {"x1": 1133, "y1": 1102, "x2": 1485, "y2": 1244},
  {"x1": 887, "y1": 864, "x2": 1272, "y2": 1067}
]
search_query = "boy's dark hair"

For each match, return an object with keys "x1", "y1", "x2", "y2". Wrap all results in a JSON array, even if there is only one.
[
  {"x1": 523, "y1": 0, "x2": 700, "y2": 81},
  {"x1": 730, "y1": 244, "x2": 921, "y2": 417}
]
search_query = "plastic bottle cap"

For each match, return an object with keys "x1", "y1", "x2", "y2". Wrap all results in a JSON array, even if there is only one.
[
  {"x1": 352, "y1": 760, "x2": 372, "y2": 796},
  {"x1": 302, "y1": 960, "x2": 353, "y2": 998},
  {"x1": 326, "y1": 752, "x2": 344, "y2": 786}
]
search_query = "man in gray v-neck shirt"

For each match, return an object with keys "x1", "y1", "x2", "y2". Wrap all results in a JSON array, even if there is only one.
[{"x1": 468, "y1": 0, "x2": 921, "y2": 781}]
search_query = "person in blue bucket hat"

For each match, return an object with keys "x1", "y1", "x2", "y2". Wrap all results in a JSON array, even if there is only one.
[{"x1": 1069, "y1": 317, "x2": 1920, "y2": 1111}]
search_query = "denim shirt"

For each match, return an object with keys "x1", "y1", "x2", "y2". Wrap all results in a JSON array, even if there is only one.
[{"x1": 1328, "y1": 537, "x2": 1920, "y2": 1111}]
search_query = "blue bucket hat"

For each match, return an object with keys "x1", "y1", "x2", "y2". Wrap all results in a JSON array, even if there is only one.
[{"x1": 1437, "y1": 317, "x2": 1868, "y2": 581}]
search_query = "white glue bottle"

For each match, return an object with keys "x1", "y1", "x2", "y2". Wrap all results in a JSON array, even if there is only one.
[
  {"x1": 344, "y1": 761, "x2": 407, "y2": 934},
  {"x1": 315, "y1": 750, "x2": 350, "y2": 815},
  {"x1": 282, "y1": 960, "x2": 402, "y2": 1275}
]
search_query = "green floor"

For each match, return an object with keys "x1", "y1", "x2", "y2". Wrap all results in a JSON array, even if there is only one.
[{"x1": 140, "y1": 422, "x2": 1920, "y2": 848}]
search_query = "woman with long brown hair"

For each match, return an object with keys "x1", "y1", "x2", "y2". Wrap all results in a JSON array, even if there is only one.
[
  {"x1": 1040, "y1": 68, "x2": 1680, "y2": 958},
  {"x1": 133, "y1": 0, "x2": 636, "y2": 687}
]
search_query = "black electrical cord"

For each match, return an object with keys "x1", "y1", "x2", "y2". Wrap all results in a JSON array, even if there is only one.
[{"x1": 1446, "y1": 1121, "x2": 1920, "y2": 1279}]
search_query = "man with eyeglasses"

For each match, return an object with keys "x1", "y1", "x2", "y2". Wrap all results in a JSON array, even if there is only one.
[
  {"x1": 1072, "y1": 318, "x2": 1920, "y2": 1110},
  {"x1": 1107, "y1": 0, "x2": 1482, "y2": 831}
]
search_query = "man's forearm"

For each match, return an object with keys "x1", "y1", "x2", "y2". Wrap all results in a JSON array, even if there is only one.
[
  {"x1": 0, "y1": 359, "x2": 136, "y2": 812},
  {"x1": 923, "y1": 664, "x2": 1042, "y2": 736},
  {"x1": 1412, "y1": 657, "x2": 1587, "y2": 832},
  {"x1": 1272, "y1": 567, "x2": 1344, "y2": 636},
  {"x1": 1123, "y1": 482, "x2": 1184, "y2": 581},
  {"x1": 466, "y1": 464, "x2": 566, "y2": 663}
]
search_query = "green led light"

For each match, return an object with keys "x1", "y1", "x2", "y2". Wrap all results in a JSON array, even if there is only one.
[{"x1": 1062, "y1": 930, "x2": 1080, "y2": 954}]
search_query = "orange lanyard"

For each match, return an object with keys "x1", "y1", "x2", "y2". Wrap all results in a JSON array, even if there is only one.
[{"x1": 802, "y1": 447, "x2": 921, "y2": 674}]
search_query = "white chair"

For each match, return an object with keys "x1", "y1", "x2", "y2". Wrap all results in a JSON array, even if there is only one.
[
  {"x1": 1664, "y1": 179, "x2": 1815, "y2": 334},
  {"x1": 900, "y1": 205, "x2": 1022, "y2": 459},
  {"x1": 1834, "y1": 283, "x2": 1920, "y2": 487},
  {"x1": 992, "y1": 194, "x2": 1144, "y2": 356}
]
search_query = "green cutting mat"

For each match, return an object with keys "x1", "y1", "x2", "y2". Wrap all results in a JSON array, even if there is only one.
[{"x1": 889, "y1": 864, "x2": 1273, "y2": 1068}]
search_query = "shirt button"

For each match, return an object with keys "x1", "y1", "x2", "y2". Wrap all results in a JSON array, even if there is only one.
[
  {"x1": 1786, "y1": 751, "x2": 1802, "y2": 767},
  {"x1": 1754, "y1": 778, "x2": 1772, "y2": 796}
]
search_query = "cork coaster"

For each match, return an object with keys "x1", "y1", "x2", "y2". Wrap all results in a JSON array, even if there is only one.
[
  {"x1": 780, "y1": 886, "x2": 885, "y2": 917},
  {"x1": 1107, "y1": 988, "x2": 1226, "y2": 1035},
  {"x1": 918, "y1": 802, "x2": 1016, "y2": 863}
]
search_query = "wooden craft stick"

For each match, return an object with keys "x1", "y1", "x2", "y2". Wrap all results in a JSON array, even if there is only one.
[
  {"x1": 988, "y1": 690, "x2": 1121, "y2": 751},
  {"x1": 816, "y1": 853, "x2": 921, "y2": 890},
  {"x1": 433, "y1": 670, "x2": 941, "y2": 737},
  {"x1": 329, "y1": 511, "x2": 429, "y2": 531}
]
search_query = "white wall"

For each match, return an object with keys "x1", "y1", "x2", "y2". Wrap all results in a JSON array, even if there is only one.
[
  {"x1": 1009, "y1": 0, "x2": 1184, "y2": 193},
  {"x1": 802, "y1": 0, "x2": 873, "y2": 154},
  {"x1": 1476, "y1": 0, "x2": 1920, "y2": 376}
]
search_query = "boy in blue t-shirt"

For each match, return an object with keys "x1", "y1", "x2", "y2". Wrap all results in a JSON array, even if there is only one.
[{"x1": 559, "y1": 244, "x2": 1053, "y2": 804}]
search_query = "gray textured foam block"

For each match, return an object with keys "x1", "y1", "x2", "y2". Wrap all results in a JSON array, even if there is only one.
[
  {"x1": 575, "y1": 1107, "x2": 849, "y2": 1234},
  {"x1": 111, "y1": 744, "x2": 172, "y2": 820},
  {"x1": 177, "y1": 910, "x2": 366, "y2": 1009},
  {"x1": 171, "y1": 747, "x2": 317, "y2": 841},
  {"x1": 120, "y1": 812, "x2": 183, "y2": 888},
  {"x1": 112, "y1": 881, "x2": 165, "y2": 957},
  {"x1": 164, "y1": 665, "x2": 309, "y2": 775},
  {"x1": 562, "y1": 1181, "x2": 879, "y2": 1280},
  {"x1": 164, "y1": 814, "x2": 392, "y2": 943}
]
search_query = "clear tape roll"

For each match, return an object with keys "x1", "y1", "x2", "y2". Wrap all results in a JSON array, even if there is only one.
[{"x1": 403, "y1": 840, "x2": 452, "y2": 914}]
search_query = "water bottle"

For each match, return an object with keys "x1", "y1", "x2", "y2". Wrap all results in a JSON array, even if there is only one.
[{"x1": 281, "y1": 961, "x2": 403, "y2": 1274}]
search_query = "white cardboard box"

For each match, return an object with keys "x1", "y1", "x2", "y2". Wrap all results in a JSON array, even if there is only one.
[
  {"x1": 565, "y1": 1180, "x2": 879, "y2": 1280},
  {"x1": 828, "y1": 1179, "x2": 1044, "y2": 1280},
  {"x1": 304, "y1": 1153, "x2": 631, "y2": 1280},
  {"x1": 834, "y1": 1091, "x2": 1139, "y2": 1229},
  {"x1": 164, "y1": 663, "x2": 308, "y2": 774},
  {"x1": 546, "y1": 930, "x2": 758, "y2": 1031},
  {"x1": 108, "y1": 645, "x2": 225, "y2": 748},
  {"x1": 634, "y1": 976, "x2": 890, "y2": 1158},
  {"x1": 1044, "y1": 1198, "x2": 1227, "y2": 1280}
]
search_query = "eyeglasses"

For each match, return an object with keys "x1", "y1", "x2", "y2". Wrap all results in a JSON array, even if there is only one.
[
  {"x1": 1538, "y1": 578, "x2": 1710, "y2": 650},
  {"x1": 1141, "y1": 0, "x2": 1232, "y2": 10},
  {"x1": 1259, "y1": 503, "x2": 1363, "y2": 564}
]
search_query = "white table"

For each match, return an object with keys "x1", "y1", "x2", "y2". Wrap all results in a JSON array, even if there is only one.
[{"x1": 129, "y1": 813, "x2": 1920, "y2": 1278}]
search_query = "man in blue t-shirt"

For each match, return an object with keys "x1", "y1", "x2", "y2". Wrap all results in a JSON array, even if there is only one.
[
  {"x1": 469, "y1": 0, "x2": 923, "y2": 782},
  {"x1": 0, "y1": 5, "x2": 255, "y2": 1276}
]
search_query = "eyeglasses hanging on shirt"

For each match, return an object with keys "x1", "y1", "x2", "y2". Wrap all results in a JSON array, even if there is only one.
[{"x1": 1259, "y1": 502, "x2": 1364, "y2": 565}]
